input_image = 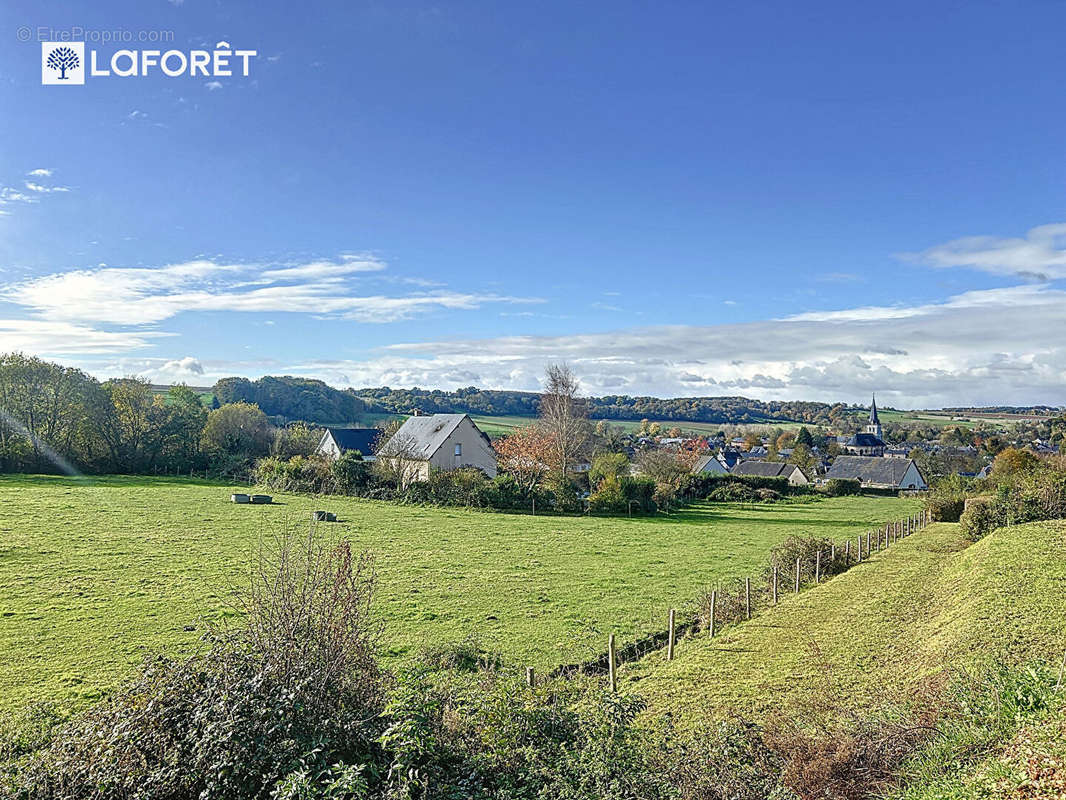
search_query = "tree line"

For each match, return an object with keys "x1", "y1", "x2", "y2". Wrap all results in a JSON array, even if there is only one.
[{"x1": 0, "y1": 354, "x2": 294, "y2": 475}]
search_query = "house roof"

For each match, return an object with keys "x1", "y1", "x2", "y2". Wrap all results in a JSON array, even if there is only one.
[
  {"x1": 692, "y1": 454, "x2": 725, "y2": 473},
  {"x1": 323, "y1": 427, "x2": 380, "y2": 456},
  {"x1": 731, "y1": 460, "x2": 794, "y2": 478},
  {"x1": 846, "y1": 432, "x2": 886, "y2": 448},
  {"x1": 717, "y1": 449, "x2": 742, "y2": 469},
  {"x1": 379, "y1": 413, "x2": 482, "y2": 460},
  {"x1": 825, "y1": 456, "x2": 919, "y2": 486}
]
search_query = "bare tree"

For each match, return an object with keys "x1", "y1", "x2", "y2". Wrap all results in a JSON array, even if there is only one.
[
  {"x1": 374, "y1": 429, "x2": 426, "y2": 488},
  {"x1": 539, "y1": 364, "x2": 590, "y2": 476}
]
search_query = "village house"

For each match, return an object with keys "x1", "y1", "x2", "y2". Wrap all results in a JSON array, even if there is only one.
[
  {"x1": 730, "y1": 459, "x2": 810, "y2": 486},
  {"x1": 691, "y1": 453, "x2": 729, "y2": 474},
  {"x1": 316, "y1": 427, "x2": 381, "y2": 461},
  {"x1": 824, "y1": 455, "x2": 928, "y2": 490},
  {"x1": 377, "y1": 413, "x2": 497, "y2": 482}
]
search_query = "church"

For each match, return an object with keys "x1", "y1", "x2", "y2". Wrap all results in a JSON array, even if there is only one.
[{"x1": 843, "y1": 395, "x2": 887, "y2": 456}]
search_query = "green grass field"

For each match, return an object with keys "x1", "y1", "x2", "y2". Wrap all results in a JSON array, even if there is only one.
[
  {"x1": 0, "y1": 475, "x2": 916, "y2": 713},
  {"x1": 626, "y1": 519, "x2": 1066, "y2": 725}
]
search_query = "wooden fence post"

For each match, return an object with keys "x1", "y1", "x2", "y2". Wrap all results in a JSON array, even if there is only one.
[
  {"x1": 608, "y1": 633, "x2": 617, "y2": 692},
  {"x1": 709, "y1": 591, "x2": 717, "y2": 637},
  {"x1": 745, "y1": 577, "x2": 751, "y2": 619},
  {"x1": 667, "y1": 609, "x2": 676, "y2": 661},
  {"x1": 867, "y1": 530, "x2": 872, "y2": 555},
  {"x1": 794, "y1": 557, "x2": 801, "y2": 593},
  {"x1": 815, "y1": 550, "x2": 821, "y2": 583},
  {"x1": 526, "y1": 666, "x2": 535, "y2": 687},
  {"x1": 772, "y1": 566, "x2": 778, "y2": 605},
  {"x1": 831, "y1": 543, "x2": 836, "y2": 563},
  {"x1": 845, "y1": 539, "x2": 851, "y2": 563},
  {"x1": 856, "y1": 534, "x2": 862, "y2": 561}
]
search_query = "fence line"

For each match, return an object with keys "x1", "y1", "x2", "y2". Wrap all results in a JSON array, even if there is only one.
[{"x1": 546, "y1": 508, "x2": 932, "y2": 685}]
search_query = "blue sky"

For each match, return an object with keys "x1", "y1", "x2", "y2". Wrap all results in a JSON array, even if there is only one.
[{"x1": 2, "y1": 1, "x2": 1065, "y2": 407}]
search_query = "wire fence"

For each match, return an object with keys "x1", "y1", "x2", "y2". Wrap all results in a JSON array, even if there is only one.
[{"x1": 546, "y1": 508, "x2": 933, "y2": 689}]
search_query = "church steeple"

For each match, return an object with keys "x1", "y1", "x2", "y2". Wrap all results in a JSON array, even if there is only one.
[{"x1": 866, "y1": 394, "x2": 883, "y2": 441}]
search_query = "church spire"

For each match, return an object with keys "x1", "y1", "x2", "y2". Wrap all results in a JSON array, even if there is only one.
[{"x1": 869, "y1": 393, "x2": 879, "y2": 424}]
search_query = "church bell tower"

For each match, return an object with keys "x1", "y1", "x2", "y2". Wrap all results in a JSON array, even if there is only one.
[{"x1": 866, "y1": 394, "x2": 883, "y2": 441}]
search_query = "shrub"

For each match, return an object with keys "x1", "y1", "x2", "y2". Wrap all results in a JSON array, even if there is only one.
[
  {"x1": 331, "y1": 452, "x2": 373, "y2": 493},
  {"x1": 589, "y1": 452, "x2": 630, "y2": 488},
  {"x1": 546, "y1": 472, "x2": 583, "y2": 513},
  {"x1": 589, "y1": 474, "x2": 627, "y2": 513},
  {"x1": 620, "y1": 476, "x2": 657, "y2": 513},
  {"x1": 686, "y1": 473, "x2": 792, "y2": 498},
  {"x1": 925, "y1": 474, "x2": 970, "y2": 522},
  {"x1": 12, "y1": 534, "x2": 385, "y2": 799},
  {"x1": 708, "y1": 483, "x2": 759, "y2": 502},
  {"x1": 825, "y1": 478, "x2": 861, "y2": 497}
]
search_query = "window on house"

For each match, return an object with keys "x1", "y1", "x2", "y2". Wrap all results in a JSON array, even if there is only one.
[{"x1": 454, "y1": 443, "x2": 462, "y2": 464}]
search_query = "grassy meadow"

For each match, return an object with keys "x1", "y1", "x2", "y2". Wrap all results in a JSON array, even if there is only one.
[
  {"x1": 0, "y1": 475, "x2": 917, "y2": 713},
  {"x1": 627, "y1": 519, "x2": 1066, "y2": 725}
]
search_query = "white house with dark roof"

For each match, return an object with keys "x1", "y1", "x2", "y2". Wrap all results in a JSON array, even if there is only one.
[
  {"x1": 825, "y1": 455, "x2": 927, "y2": 490},
  {"x1": 377, "y1": 413, "x2": 497, "y2": 482},
  {"x1": 316, "y1": 428, "x2": 381, "y2": 461}
]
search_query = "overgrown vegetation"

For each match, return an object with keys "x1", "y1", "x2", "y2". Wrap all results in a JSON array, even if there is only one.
[
  {"x1": 3, "y1": 520, "x2": 1063, "y2": 800},
  {"x1": 922, "y1": 447, "x2": 1066, "y2": 540}
]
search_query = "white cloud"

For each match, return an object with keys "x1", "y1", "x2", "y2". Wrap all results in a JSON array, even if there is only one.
[
  {"x1": 205, "y1": 80, "x2": 223, "y2": 91},
  {"x1": 0, "y1": 169, "x2": 72, "y2": 215},
  {"x1": 237, "y1": 284, "x2": 1066, "y2": 407},
  {"x1": 24, "y1": 181, "x2": 71, "y2": 193},
  {"x1": 904, "y1": 221, "x2": 1066, "y2": 280},
  {"x1": 0, "y1": 319, "x2": 168, "y2": 354},
  {"x1": 260, "y1": 255, "x2": 386, "y2": 281},
  {"x1": 1, "y1": 257, "x2": 543, "y2": 326}
]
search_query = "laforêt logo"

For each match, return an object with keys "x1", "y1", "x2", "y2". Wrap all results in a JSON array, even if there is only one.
[{"x1": 42, "y1": 41, "x2": 84, "y2": 85}]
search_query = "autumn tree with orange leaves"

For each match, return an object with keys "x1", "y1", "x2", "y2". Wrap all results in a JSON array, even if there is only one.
[{"x1": 494, "y1": 425, "x2": 554, "y2": 495}]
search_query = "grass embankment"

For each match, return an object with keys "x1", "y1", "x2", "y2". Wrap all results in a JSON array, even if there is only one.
[
  {"x1": 628, "y1": 519, "x2": 1066, "y2": 728},
  {"x1": 0, "y1": 475, "x2": 916, "y2": 713}
]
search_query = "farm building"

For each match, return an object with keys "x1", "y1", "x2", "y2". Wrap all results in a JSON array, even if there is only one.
[
  {"x1": 316, "y1": 428, "x2": 381, "y2": 461},
  {"x1": 731, "y1": 460, "x2": 810, "y2": 486},
  {"x1": 377, "y1": 413, "x2": 497, "y2": 482},
  {"x1": 825, "y1": 456, "x2": 927, "y2": 490}
]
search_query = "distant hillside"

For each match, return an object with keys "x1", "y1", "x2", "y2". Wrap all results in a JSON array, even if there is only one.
[
  {"x1": 357, "y1": 386, "x2": 839, "y2": 425},
  {"x1": 212, "y1": 376, "x2": 384, "y2": 424}
]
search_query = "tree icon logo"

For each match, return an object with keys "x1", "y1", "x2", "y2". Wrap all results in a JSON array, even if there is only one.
[
  {"x1": 46, "y1": 46, "x2": 80, "y2": 79},
  {"x1": 41, "y1": 42, "x2": 85, "y2": 85}
]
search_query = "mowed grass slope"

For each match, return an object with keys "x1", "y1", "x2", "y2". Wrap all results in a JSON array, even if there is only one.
[
  {"x1": 0, "y1": 476, "x2": 916, "y2": 713},
  {"x1": 627, "y1": 519, "x2": 1066, "y2": 725}
]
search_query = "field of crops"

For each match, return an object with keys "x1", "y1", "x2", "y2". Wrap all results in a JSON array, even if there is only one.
[{"x1": 0, "y1": 475, "x2": 917, "y2": 712}]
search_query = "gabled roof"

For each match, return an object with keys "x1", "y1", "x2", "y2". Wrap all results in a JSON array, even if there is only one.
[
  {"x1": 731, "y1": 460, "x2": 794, "y2": 478},
  {"x1": 379, "y1": 413, "x2": 481, "y2": 460},
  {"x1": 323, "y1": 427, "x2": 380, "y2": 456},
  {"x1": 717, "y1": 449, "x2": 742, "y2": 469},
  {"x1": 825, "y1": 456, "x2": 919, "y2": 486},
  {"x1": 692, "y1": 454, "x2": 726, "y2": 473}
]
